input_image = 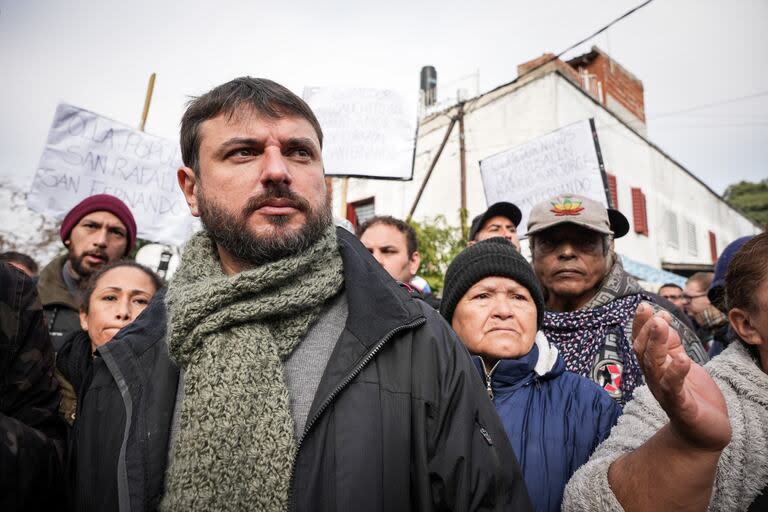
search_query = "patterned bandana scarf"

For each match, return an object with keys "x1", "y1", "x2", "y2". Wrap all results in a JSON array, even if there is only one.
[
  {"x1": 542, "y1": 259, "x2": 647, "y2": 403},
  {"x1": 161, "y1": 225, "x2": 344, "y2": 511}
]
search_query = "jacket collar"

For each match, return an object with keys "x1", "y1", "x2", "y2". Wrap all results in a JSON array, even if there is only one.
[
  {"x1": 474, "y1": 331, "x2": 565, "y2": 392},
  {"x1": 37, "y1": 253, "x2": 79, "y2": 309},
  {"x1": 335, "y1": 227, "x2": 424, "y2": 347},
  {"x1": 303, "y1": 228, "x2": 426, "y2": 429},
  {"x1": 98, "y1": 287, "x2": 169, "y2": 361}
]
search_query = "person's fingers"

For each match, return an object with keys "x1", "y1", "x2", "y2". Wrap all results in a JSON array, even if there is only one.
[
  {"x1": 658, "y1": 351, "x2": 690, "y2": 397},
  {"x1": 658, "y1": 353, "x2": 696, "y2": 423},
  {"x1": 644, "y1": 317, "x2": 670, "y2": 371},
  {"x1": 632, "y1": 302, "x2": 654, "y2": 341},
  {"x1": 632, "y1": 310, "x2": 655, "y2": 361},
  {"x1": 656, "y1": 310, "x2": 673, "y2": 325}
]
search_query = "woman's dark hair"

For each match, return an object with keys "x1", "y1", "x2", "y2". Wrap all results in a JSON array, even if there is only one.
[
  {"x1": 80, "y1": 260, "x2": 163, "y2": 314},
  {"x1": 725, "y1": 232, "x2": 768, "y2": 314},
  {"x1": 725, "y1": 232, "x2": 768, "y2": 362}
]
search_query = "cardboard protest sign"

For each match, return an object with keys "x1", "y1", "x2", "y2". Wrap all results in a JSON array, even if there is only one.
[
  {"x1": 28, "y1": 103, "x2": 196, "y2": 246},
  {"x1": 303, "y1": 87, "x2": 415, "y2": 179},
  {"x1": 479, "y1": 119, "x2": 610, "y2": 237}
]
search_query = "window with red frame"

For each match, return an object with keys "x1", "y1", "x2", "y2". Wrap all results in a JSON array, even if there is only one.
[{"x1": 631, "y1": 187, "x2": 648, "y2": 235}]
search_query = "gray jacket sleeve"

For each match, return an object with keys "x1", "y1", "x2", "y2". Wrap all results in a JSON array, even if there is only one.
[{"x1": 561, "y1": 385, "x2": 668, "y2": 512}]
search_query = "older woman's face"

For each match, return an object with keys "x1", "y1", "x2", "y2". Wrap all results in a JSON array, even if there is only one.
[
  {"x1": 80, "y1": 266, "x2": 158, "y2": 351},
  {"x1": 451, "y1": 276, "x2": 538, "y2": 366}
]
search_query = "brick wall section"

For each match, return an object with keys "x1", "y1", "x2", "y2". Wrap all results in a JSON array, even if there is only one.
[
  {"x1": 577, "y1": 53, "x2": 646, "y2": 122},
  {"x1": 517, "y1": 53, "x2": 580, "y2": 83}
]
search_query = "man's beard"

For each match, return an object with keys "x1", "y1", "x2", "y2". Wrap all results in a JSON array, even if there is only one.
[
  {"x1": 68, "y1": 249, "x2": 108, "y2": 279},
  {"x1": 197, "y1": 183, "x2": 333, "y2": 266}
]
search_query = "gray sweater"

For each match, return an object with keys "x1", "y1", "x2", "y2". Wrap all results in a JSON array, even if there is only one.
[{"x1": 562, "y1": 342, "x2": 768, "y2": 511}]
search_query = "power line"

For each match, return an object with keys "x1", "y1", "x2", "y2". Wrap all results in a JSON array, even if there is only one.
[
  {"x1": 649, "y1": 90, "x2": 768, "y2": 120},
  {"x1": 463, "y1": 0, "x2": 656, "y2": 114}
]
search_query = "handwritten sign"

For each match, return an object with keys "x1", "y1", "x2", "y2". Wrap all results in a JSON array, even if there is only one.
[
  {"x1": 303, "y1": 87, "x2": 415, "y2": 179},
  {"x1": 479, "y1": 119, "x2": 609, "y2": 237},
  {"x1": 27, "y1": 103, "x2": 196, "y2": 246}
]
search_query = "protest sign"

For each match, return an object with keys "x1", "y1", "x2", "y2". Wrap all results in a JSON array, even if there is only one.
[
  {"x1": 27, "y1": 103, "x2": 196, "y2": 246},
  {"x1": 303, "y1": 87, "x2": 415, "y2": 179},
  {"x1": 479, "y1": 119, "x2": 610, "y2": 237}
]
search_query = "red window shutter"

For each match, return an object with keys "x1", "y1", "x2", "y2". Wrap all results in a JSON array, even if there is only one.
[
  {"x1": 709, "y1": 231, "x2": 717, "y2": 263},
  {"x1": 346, "y1": 202, "x2": 358, "y2": 228},
  {"x1": 631, "y1": 187, "x2": 648, "y2": 236},
  {"x1": 606, "y1": 173, "x2": 618, "y2": 209}
]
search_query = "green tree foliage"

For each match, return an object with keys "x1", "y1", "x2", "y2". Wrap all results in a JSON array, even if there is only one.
[
  {"x1": 724, "y1": 179, "x2": 768, "y2": 228},
  {"x1": 408, "y1": 215, "x2": 466, "y2": 294}
]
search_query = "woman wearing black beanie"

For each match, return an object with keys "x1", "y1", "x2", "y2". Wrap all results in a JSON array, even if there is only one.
[{"x1": 441, "y1": 237, "x2": 622, "y2": 512}]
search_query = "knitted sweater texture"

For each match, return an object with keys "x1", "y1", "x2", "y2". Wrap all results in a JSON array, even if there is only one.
[
  {"x1": 161, "y1": 226, "x2": 344, "y2": 511},
  {"x1": 562, "y1": 341, "x2": 768, "y2": 511}
]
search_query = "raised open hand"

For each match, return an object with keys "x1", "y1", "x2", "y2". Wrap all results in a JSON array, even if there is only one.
[{"x1": 632, "y1": 303, "x2": 731, "y2": 451}]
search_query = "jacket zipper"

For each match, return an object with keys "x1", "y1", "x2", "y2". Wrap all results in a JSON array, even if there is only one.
[
  {"x1": 287, "y1": 316, "x2": 426, "y2": 511},
  {"x1": 482, "y1": 360, "x2": 501, "y2": 400}
]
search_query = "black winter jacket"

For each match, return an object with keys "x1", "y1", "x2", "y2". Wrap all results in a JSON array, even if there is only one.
[
  {"x1": 0, "y1": 263, "x2": 66, "y2": 511},
  {"x1": 62, "y1": 291, "x2": 179, "y2": 512},
  {"x1": 37, "y1": 254, "x2": 82, "y2": 352},
  {"x1": 70, "y1": 228, "x2": 532, "y2": 511}
]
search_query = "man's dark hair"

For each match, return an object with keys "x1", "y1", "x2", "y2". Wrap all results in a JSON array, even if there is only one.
[
  {"x1": 658, "y1": 283, "x2": 683, "y2": 292},
  {"x1": 0, "y1": 251, "x2": 38, "y2": 275},
  {"x1": 80, "y1": 260, "x2": 163, "y2": 314},
  {"x1": 180, "y1": 77, "x2": 324, "y2": 176},
  {"x1": 356, "y1": 216, "x2": 418, "y2": 257}
]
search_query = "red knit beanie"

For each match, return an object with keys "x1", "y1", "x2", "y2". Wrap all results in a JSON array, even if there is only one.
[{"x1": 59, "y1": 195, "x2": 137, "y2": 255}]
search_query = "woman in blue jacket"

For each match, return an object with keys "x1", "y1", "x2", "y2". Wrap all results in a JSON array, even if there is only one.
[{"x1": 440, "y1": 237, "x2": 622, "y2": 512}]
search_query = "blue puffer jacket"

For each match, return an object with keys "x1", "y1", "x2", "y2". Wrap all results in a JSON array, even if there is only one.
[{"x1": 475, "y1": 332, "x2": 622, "y2": 512}]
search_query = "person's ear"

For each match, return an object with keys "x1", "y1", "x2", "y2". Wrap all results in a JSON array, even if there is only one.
[
  {"x1": 409, "y1": 251, "x2": 421, "y2": 277},
  {"x1": 64, "y1": 239, "x2": 71, "y2": 247},
  {"x1": 178, "y1": 167, "x2": 200, "y2": 217},
  {"x1": 467, "y1": 240, "x2": 476, "y2": 247},
  {"x1": 728, "y1": 308, "x2": 764, "y2": 346},
  {"x1": 79, "y1": 310, "x2": 89, "y2": 332}
]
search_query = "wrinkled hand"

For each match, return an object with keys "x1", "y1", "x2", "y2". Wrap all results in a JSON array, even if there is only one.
[{"x1": 632, "y1": 303, "x2": 731, "y2": 451}]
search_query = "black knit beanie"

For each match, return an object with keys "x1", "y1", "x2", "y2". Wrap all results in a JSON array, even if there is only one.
[{"x1": 440, "y1": 237, "x2": 545, "y2": 328}]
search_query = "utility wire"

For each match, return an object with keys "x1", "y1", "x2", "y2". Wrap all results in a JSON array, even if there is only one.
[
  {"x1": 650, "y1": 90, "x2": 768, "y2": 120},
  {"x1": 462, "y1": 0, "x2": 656, "y2": 114},
  {"x1": 430, "y1": 1, "x2": 656, "y2": 120}
]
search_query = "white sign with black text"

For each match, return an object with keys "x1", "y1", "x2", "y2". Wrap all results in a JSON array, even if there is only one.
[
  {"x1": 27, "y1": 103, "x2": 196, "y2": 246},
  {"x1": 303, "y1": 87, "x2": 415, "y2": 179},
  {"x1": 479, "y1": 119, "x2": 609, "y2": 237}
]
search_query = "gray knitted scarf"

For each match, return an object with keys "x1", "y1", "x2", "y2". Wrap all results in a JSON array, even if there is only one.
[{"x1": 161, "y1": 225, "x2": 344, "y2": 511}]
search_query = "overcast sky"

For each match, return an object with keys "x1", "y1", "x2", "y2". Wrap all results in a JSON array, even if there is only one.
[{"x1": 1, "y1": 0, "x2": 766, "y2": 196}]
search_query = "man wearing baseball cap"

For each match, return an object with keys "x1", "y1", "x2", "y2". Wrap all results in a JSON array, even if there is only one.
[
  {"x1": 37, "y1": 194, "x2": 137, "y2": 350},
  {"x1": 468, "y1": 202, "x2": 522, "y2": 250},
  {"x1": 527, "y1": 193, "x2": 707, "y2": 403}
]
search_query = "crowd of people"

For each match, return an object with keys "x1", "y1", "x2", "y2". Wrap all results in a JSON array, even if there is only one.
[{"x1": 0, "y1": 76, "x2": 765, "y2": 511}]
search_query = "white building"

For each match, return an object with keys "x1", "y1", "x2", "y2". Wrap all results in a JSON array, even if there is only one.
[{"x1": 333, "y1": 47, "x2": 761, "y2": 284}]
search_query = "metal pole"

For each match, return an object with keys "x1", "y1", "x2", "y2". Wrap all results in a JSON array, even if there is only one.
[
  {"x1": 407, "y1": 116, "x2": 457, "y2": 220},
  {"x1": 457, "y1": 102, "x2": 468, "y2": 239},
  {"x1": 139, "y1": 73, "x2": 156, "y2": 132}
]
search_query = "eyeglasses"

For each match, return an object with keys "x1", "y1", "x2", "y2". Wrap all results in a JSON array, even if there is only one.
[{"x1": 682, "y1": 292, "x2": 707, "y2": 302}]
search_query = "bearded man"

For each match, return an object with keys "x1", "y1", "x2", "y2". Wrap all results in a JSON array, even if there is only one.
[
  {"x1": 36, "y1": 194, "x2": 136, "y2": 350},
  {"x1": 68, "y1": 77, "x2": 531, "y2": 512},
  {"x1": 528, "y1": 194, "x2": 707, "y2": 404}
]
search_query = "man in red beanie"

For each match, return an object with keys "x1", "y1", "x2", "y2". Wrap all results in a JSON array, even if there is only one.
[{"x1": 37, "y1": 194, "x2": 137, "y2": 351}]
